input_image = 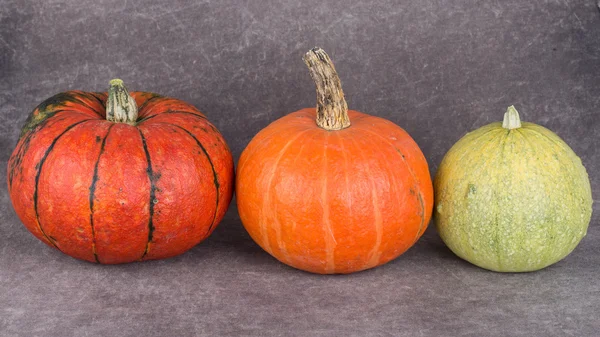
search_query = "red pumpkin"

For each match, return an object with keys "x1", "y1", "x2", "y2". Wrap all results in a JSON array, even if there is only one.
[
  {"x1": 236, "y1": 48, "x2": 434, "y2": 274},
  {"x1": 7, "y1": 79, "x2": 234, "y2": 264}
]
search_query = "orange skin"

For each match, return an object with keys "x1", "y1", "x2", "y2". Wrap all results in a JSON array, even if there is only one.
[
  {"x1": 236, "y1": 108, "x2": 434, "y2": 274},
  {"x1": 7, "y1": 90, "x2": 234, "y2": 264}
]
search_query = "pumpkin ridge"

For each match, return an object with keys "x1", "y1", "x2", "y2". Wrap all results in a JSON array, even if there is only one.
[
  {"x1": 335, "y1": 132, "x2": 353, "y2": 269},
  {"x1": 523, "y1": 129, "x2": 576, "y2": 177},
  {"x1": 20, "y1": 110, "x2": 59, "y2": 139},
  {"x1": 10, "y1": 113, "x2": 90, "y2": 190},
  {"x1": 88, "y1": 92, "x2": 108, "y2": 115},
  {"x1": 512, "y1": 130, "x2": 554, "y2": 263},
  {"x1": 163, "y1": 110, "x2": 207, "y2": 118},
  {"x1": 354, "y1": 127, "x2": 426, "y2": 244},
  {"x1": 463, "y1": 131, "x2": 508, "y2": 267},
  {"x1": 436, "y1": 130, "x2": 507, "y2": 263},
  {"x1": 88, "y1": 124, "x2": 115, "y2": 263},
  {"x1": 135, "y1": 94, "x2": 162, "y2": 114},
  {"x1": 443, "y1": 126, "x2": 503, "y2": 178},
  {"x1": 29, "y1": 91, "x2": 93, "y2": 123},
  {"x1": 520, "y1": 129, "x2": 592, "y2": 238},
  {"x1": 261, "y1": 129, "x2": 312, "y2": 256},
  {"x1": 514, "y1": 128, "x2": 542, "y2": 165},
  {"x1": 528, "y1": 129, "x2": 590, "y2": 197},
  {"x1": 8, "y1": 132, "x2": 34, "y2": 190},
  {"x1": 494, "y1": 130, "x2": 512, "y2": 271},
  {"x1": 237, "y1": 123, "x2": 303, "y2": 174},
  {"x1": 137, "y1": 110, "x2": 208, "y2": 124},
  {"x1": 90, "y1": 92, "x2": 107, "y2": 105},
  {"x1": 72, "y1": 92, "x2": 107, "y2": 117},
  {"x1": 34, "y1": 119, "x2": 95, "y2": 250},
  {"x1": 273, "y1": 139, "x2": 312, "y2": 266},
  {"x1": 276, "y1": 138, "x2": 311, "y2": 266},
  {"x1": 10, "y1": 113, "x2": 63, "y2": 189},
  {"x1": 527, "y1": 126, "x2": 581, "y2": 165},
  {"x1": 321, "y1": 132, "x2": 337, "y2": 273},
  {"x1": 138, "y1": 129, "x2": 157, "y2": 259},
  {"x1": 38, "y1": 91, "x2": 104, "y2": 119},
  {"x1": 33, "y1": 91, "x2": 80, "y2": 112},
  {"x1": 19, "y1": 109, "x2": 95, "y2": 139},
  {"x1": 165, "y1": 123, "x2": 221, "y2": 236},
  {"x1": 440, "y1": 128, "x2": 505, "y2": 200},
  {"x1": 364, "y1": 133, "x2": 423, "y2": 263},
  {"x1": 347, "y1": 136, "x2": 383, "y2": 269}
]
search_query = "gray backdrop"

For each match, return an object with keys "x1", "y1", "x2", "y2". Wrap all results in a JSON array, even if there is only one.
[{"x1": 1, "y1": 1, "x2": 599, "y2": 336}]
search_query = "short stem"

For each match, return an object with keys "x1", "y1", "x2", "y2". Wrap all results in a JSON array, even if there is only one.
[
  {"x1": 303, "y1": 47, "x2": 350, "y2": 131},
  {"x1": 502, "y1": 105, "x2": 522, "y2": 130},
  {"x1": 106, "y1": 79, "x2": 138, "y2": 125}
]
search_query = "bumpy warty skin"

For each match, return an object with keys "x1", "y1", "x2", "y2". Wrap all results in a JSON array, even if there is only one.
[{"x1": 434, "y1": 122, "x2": 592, "y2": 272}]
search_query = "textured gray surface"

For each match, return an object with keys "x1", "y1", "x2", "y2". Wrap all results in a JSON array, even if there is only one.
[{"x1": 1, "y1": 0, "x2": 599, "y2": 336}]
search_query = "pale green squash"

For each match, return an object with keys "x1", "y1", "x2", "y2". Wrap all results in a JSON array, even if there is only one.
[{"x1": 434, "y1": 106, "x2": 593, "y2": 272}]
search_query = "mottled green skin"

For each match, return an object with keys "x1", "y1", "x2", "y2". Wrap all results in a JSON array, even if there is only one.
[{"x1": 434, "y1": 122, "x2": 592, "y2": 272}]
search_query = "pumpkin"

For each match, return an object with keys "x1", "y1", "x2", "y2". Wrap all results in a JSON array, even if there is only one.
[
  {"x1": 7, "y1": 79, "x2": 234, "y2": 264},
  {"x1": 236, "y1": 48, "x2": 434, "y2": 274},
  {"x1": 434, "y1": 106, "x2": 593, "y2": 272}
]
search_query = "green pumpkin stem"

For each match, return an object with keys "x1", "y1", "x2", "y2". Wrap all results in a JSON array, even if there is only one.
[
  {"x1": 106, "y1": 79, "x2": 138, "y2": 125},
  {"x1": 502, "y1": 105, "x2": 522, "y2": 130},
  {"x1": 303, "y1": 47, "x2": 351, "y2": 131}
]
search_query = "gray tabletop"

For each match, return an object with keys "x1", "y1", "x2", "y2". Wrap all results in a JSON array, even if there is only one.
[{"x1": 1, "y1": 1, "x2": 599, "y2": 336}]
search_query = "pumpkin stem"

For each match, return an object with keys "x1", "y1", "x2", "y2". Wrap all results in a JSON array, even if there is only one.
[
  {"x1": 303, "y1": 47, "x2": 350, "y2": 131},
  {"x1": 502, "y1": 105, "x2": 522, "y2": 130},
  {"x1": 106, "y1": 79, "x2": 138, "y2": 125}
]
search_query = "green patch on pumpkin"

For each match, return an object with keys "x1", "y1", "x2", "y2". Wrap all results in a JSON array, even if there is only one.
[{"x1": 20, "y1": 91, "x2": 83, "y2": 137}]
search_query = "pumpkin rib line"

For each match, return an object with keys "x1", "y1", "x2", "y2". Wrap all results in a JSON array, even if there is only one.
[
  {"x1": 138, "y1": 129, "x2": 157, "y2": 260},
  {"x1": 267, "y1": 138, "x2": 308, "y2": 266},
  {"x1": 261, "y1": 129, "x2": 312, "y2": 256},
  {"x1": 164, "y1": 110, "x2": 207, "y2": 119},
  {"x1": 9, "y1": 114, "x2": 67, "y2": 190},
  {"x1": 135, "y1": 94, "x2": 161, "y2": 113},
  {"x1": 88, "y1": 124, "x2": 115, "y2": 263},
  {"x1": 439, "y1": 127, "x2": 502, "y2": 201},
  {"x1": 347, "y1": 136, "x2": 383, "y2": 269},
  {"x1": 10, "y1": 113, "x2": 86, "y2": 190},
  {"x1": 8, "y1": 132, "x2": 35, "y2": 190},
  {"x1": 447, "y1": 127, "x2": 503, "y2": 176},
  {"x1": 494, "y1": 130, "x2": 511, "y2": 271},
  {"x1": 355, "y1": 128, "x2": 426, "y2": 244},
  {"x1": 321, "y1": 132, "x2": 337, "y2": 273},
  {"x1": 34, "y1": 119, "x2": 95, "y2": 251},
  {"x1": 19, "y1": 110, "x2": 99, "y2": 140},
  {"x1": 278, "y1": 139, "x2": 310, "y2": 266},
  {"x1": 89, "y1": 92, "x2": 107, "y2": 115},
  {"x1": 361, "y1": 132, "x2": 407, "y2": 265},
  {"x1": 136, "y1": 110, "x2": 207, "y2": 124},
  {"x1": 525, "y1": 129, "x2": 585, "y2": 195},
  {"x1": 237, "y1": 124, "x2": 302, "y2": 174},
  {"x1": 336, "y1": 132, "x2": 353, "y2": 271},
  {"x1": 164, "y1": 123, "x2": 221, "y2": 236},
  {"x1": 78, "y1": 94, "x2": 105, "y2": 117},
  {"x1": 528, "y1": 127, "x2": 581, "y2": 172},
  {"x1": 60, "y1": 91, "x2": 105, "y2": 118},
  {"x1": 519, "y1": 129, "x2": 586, "y2": 259},
  {"x1": 40, "y1": 109, "x2": 100, "y2": 117},
  {"x1": 450, "y1": 132, "x2": 506, "y2": 261}
]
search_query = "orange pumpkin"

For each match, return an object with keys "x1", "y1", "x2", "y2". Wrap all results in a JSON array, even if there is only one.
[
  {"x1": 236, "y1": 48, "x2": 433, "y2": 274},
  {"x1": 7, "y1": 79, "x2": 234, "y2": 263}
]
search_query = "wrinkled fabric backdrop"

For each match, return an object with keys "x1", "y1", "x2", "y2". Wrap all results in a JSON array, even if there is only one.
[{"x1": 1, "y1": 1, "x2": 599, "y2": 336}]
